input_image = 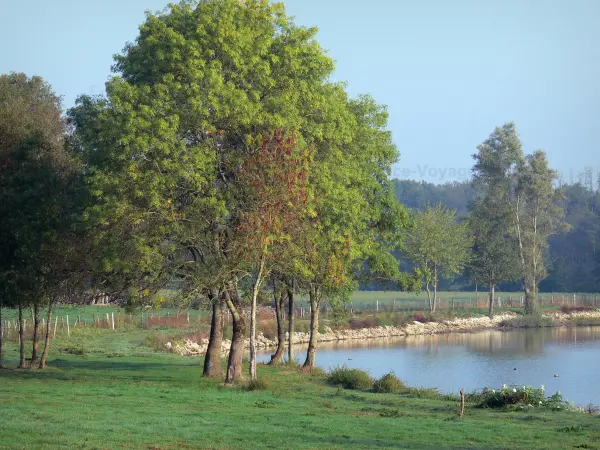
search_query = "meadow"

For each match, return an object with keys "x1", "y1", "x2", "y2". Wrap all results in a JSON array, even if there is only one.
[
  {"x1": 2, "y1": 327, "x2": 600, "y2": 449},
  {"x1": 1, "y1": 294, "x2": 600, "y2": 449}
]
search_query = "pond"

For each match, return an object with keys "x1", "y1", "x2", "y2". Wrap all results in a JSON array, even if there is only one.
[{"x1": 259, "y1": 327, "x2": 600, "y2": 406}]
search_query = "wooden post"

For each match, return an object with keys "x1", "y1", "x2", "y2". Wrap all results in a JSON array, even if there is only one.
[
  {"x1": 106, "y1": 313, "x2": 110, "y2": 328},
  {"x1": 66, "y1": 315, "x2": 70, "y2": 336},
  {"x1": 459, "y1": 388, "x2": 465, "y2": 418},
  {"x1": 111, "y1": 312, "x2": 115, "y2": 330},
  {"x1": 376, "y1": 300, "x2": 379, "y2": 312}
]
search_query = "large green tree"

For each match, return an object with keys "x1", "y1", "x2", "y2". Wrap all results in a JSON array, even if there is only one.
[
  {"x1": 514, "y1": 151, "x2": 567, "y2": 314},
  {"x1": 70, "y1": 0, "x2": 407, "y2": 380},
  {"x1": 0, "y1": 73, "x2": 85, "y2": 368},
  {"x1": 471, "y1": 123, "x2": 567, "y2": 314},
  {"x1": 470, "y1": 123, "x2": 523, "y2": 316}
]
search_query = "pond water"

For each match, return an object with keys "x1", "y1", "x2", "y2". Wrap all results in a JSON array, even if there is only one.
[{"x1": 258, "y1": 327, "x2": 600, "y2": 406}]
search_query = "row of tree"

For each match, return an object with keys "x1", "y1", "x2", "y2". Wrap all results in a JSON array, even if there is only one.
[
  {"x1": 0, "y1": 0, "x2": 572, "y2": 382},
  {"x1": 0, "y1": 0, "x2": 409, "y2": 382},
  {"x1": 393, "y1": 168, "x2": 599, "y2": 295}
]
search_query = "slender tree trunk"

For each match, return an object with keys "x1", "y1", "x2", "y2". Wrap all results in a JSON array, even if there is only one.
[
  {"x1": 432, "y1": 282, "x2": 438, "y2": 313},
  {"x1": 203, "y1": 291, "x2": 224, "y2": 377},
  {"x1": 39, "y1": 302, "x2": 53, "y2": 369},
  {"x1": 18, "y1": 304, "x2": 26, "y2": 368},
  {"x1": 488, "y1": 284, "x2": 495, "y2": 318},
  {"x1": 269, "y1": 290, "x2": 285, "y2": 365},
  {"x1": 224, "y1": 287, "x2": 245, "y2": 384},
  {"x1": 287, "y1": 287, "x2": 295, "y2": 364},
  {"x1": 249, "y1": 262, "x2": 264, "y2": 381},
  {"x1": 425, "y1": 284, "x2": 433, "y2": 313},
  {"x1": 0, "y1": 303, "x2": 3, "y2": 368},
  {"x1": 31, "y1": 303, "x2": 40, "y2": 366},
  {"x1": 303, "y1": 287, "x2": 320, "y2": 369}
]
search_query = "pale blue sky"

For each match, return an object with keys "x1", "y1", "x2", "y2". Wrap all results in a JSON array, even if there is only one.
[{"x1": 1, "y1": 0, "x2": 598, "y2": 183}]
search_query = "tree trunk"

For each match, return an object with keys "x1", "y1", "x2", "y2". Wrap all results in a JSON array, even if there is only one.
[
  {"x1": 0, "y1": 303, "x2": 3, "y2": 368},
  {"x1": 432, "y1": 282, "x2": 438, "y2": 313},
  {"x1": 18, "y1": 304, "x2": 26, "y2": 368},
  {"x1": 203, "y1": 291, "x2": 224, "y2": 378},
  {"x1": 524, "y1": 283, "x2": 535, "y2": 315},
  {"x1": 287, "y1": 286, "x2": 295, "y2": 364},
  {"x1": 224, "y1": 287, "x2": 245, "y2": 384},
  {"x1": 425, "y1": 284, "x2": 433, "y2": 313},
  {"x1": 31, "y1": 303, "x2": 40, "y2": 366},
  {"x1": 488, "y1": 284, "x2": 495, "y2": 318},
  {"x1": 269, "y1": 290, "x2": 285, "y2": 365},
  {"x1": 303, "y1": 287, "x2": 320, "y2": 369},
  {"x1": 39, "y1": 303, "x2": 53, "y2": 369}
]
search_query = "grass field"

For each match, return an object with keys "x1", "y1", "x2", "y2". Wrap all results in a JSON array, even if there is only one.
[{"x1": 1, "y1": 325, "x2": 600, "y2": 449}]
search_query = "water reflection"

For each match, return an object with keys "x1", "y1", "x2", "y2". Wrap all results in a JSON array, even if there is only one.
[{"x1": 258, "y1": 327, "x2": 600, "y2": 406}]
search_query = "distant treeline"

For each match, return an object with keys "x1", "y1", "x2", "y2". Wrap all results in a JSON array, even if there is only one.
[{"x1": 387, "y1": 176, "x2": 600, "y2": 293}]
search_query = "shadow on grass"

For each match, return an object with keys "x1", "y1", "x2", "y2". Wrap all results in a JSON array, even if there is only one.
[{"x1": 0, "y1": 358, "x2": 199, "y2": 383}]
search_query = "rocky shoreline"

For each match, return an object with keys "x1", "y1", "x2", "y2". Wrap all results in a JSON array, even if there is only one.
[{"x1": 168, "y1": 310, "x2": 600, "y2": 356}]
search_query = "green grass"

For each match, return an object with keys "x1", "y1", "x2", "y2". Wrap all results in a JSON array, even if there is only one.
[{"x1": 1, "y1": 330, "x2": 600, "y2": 449}]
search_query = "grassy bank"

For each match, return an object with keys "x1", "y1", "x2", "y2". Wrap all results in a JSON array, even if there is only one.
[{"x1": 1, "y1": 330, "x2": 599, "y2": 449}]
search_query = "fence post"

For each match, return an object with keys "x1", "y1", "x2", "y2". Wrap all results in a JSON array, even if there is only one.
[
  {"x1": 66, "y1": 315, "x2": 70, "y2": 336},
  {"x1": 111, "y1": 312, "x2": 115, "y2": 330}
]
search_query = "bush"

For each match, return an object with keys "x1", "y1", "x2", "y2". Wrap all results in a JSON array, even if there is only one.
[
  {"x1": 477, "y1": 385, "x2": 571, "y2": 410},
  {"x1": 57, "y1": 342, "x2": 88, "y2": 356},
  {"x1": 245, "y1": 377, "x2": 270, "y2": 391},
  {"x1": 372, "y1": 372, "x2": 406, "y2": 393},
  {"x1": 144, "y1": 332, "x2": 173, "y2": 352},
  {"x1": 327, "y1": 366, "x2": 373, "y2": 390},
  {"x1": 560, "y1": 305, "x2": 596, "y2": 314},
  {"x1": 348, "y1": 316, "x2": 381, "y2": 330},
  {"x1": 409, "y1": 313, "x2": 435, "y2": 323},
  {"x1": 499, "y1": 314, "x2": 553, "y2": 328}
]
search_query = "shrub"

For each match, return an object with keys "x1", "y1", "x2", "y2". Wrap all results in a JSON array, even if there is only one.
[
  {"x1": 372, "y1": 373, "x2": 406, "y2": 393},
  {"x1": 560, "y1": 305, "x2": 596, "y2": 314},
  {"x1": 405, "y1": 387, "x2": 442, "y2": 399},
  {"x1": 348, "y1": 316, "x2": 381, "y2": 330},
  {"x1": 245, "y1": 377, "x2": 270, "y2": 391},
  {"x1": 57, "y1": 342, "x2": 88, "y2": 356},
  {"x1": 260, "y1": 320, "x2": 277, "y2": 340},
  {"x1": 499, "y1": 314, "x2": 553, "y2": 328},
  {"x1": 477, "y1": 385, "x2": 572, "y2": 410},
  {"x1": 409, "y1": 313, "x2": 434, "y2": 323},
  {"x1": 144, "y1": 332, "x2": 173, "y2": 352},
  {"x1": 327, "y1": 366, "x2": 373, "y2": 390}
]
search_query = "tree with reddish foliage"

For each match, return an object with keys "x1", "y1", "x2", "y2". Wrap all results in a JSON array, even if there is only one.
[{"x1": 233, "y1": 131, "x2": 313, "y2": 381}]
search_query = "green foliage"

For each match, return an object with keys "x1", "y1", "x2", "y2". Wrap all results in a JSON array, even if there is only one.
[
  {"x1": 477, "y1": 385, "x2": 573, "y2": 411},
  {"x1": 500, "y1": 314, "x2": 554, "y2": 328},
  {"x1": 372, "y1": 372, "x2": 406, "y2": 393},
  {"x1": 401, "y1": 204, "x2": 472, "y2": 312},
  {"x1": 327, "y1": 365, "x2": 374, "y2": 390},
  {"x1": 0, "y1": 73, "x2": 86, "y2": 313}
]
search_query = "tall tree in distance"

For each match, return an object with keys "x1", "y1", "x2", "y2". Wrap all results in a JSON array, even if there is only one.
[
  {"x1": 402, "y1": 204, "x2": 472, "y2": 313},
  {"x1": 470, "y1": 123, "x2": 523, "y2": 316},
  {"x1": 472, "y1": 123, "x2": 567, "y2": 314},
  {"x1": 514, "y1": 150, "x2": 568, "y2": 314}
]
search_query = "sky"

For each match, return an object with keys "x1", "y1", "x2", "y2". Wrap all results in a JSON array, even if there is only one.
[{"x1": 1, "y1": 0, "x2": 598, "y2": 184}]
